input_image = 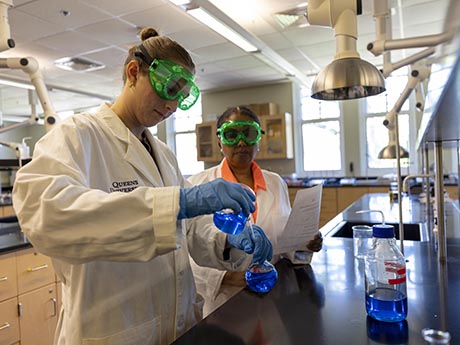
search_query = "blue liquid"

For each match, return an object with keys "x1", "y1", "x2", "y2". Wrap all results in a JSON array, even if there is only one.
[
  {"x1": 245, "y1": 263, "x2": 278, "y2": 293},
  {"x1": 366, "y1": 288, "x2": 408, "y2": 322},
  {"x1": 366, "y1": 316, "x2": 408, "y2": 344},
  {"x1": 213, "y1": 211, "x2": 247, "y2": 235}
]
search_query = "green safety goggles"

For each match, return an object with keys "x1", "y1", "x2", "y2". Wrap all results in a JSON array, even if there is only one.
[
  {"x1": 217, "y1": 120, "x2": 264, "y2": 146},
  {"x1": 135, "y1": 46, "x2": 200, "y2": 110}
]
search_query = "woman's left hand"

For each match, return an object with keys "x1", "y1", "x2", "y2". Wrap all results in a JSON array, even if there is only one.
[{"x1": 307, "y1": 232, "x2": 323, "y2": 252}]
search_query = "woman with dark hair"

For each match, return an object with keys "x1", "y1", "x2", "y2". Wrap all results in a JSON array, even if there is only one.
[
  {"x1": 12, "y1": 29, "x2": 272, "y2": 345},
  {"x1": 188, "y1": 106, "x2": 323, "y2": 317}
]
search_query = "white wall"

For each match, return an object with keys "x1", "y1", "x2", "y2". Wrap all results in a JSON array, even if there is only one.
[
  {"x1": 0, "y1": 122, "x2": 44, "y2": 159},
  {"x1": 201, "y1": 81, "x2": 296, "y2": 174}
]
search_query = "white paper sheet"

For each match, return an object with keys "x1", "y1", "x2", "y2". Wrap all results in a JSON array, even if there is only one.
[{"x1": 275, "y1": 183, "x2": 323, "y2": 254}]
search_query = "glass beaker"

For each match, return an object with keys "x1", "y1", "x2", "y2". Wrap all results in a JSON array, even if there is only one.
[
  {"x1": 213, "y1": 210, "x2": 247, "y2": 235},
  {"x1": 352, "y1": 225, "x2": 373, "y2": 259},
  {"x1": 245, "y1": 260, "x2": 278, "y2": 293},
  {"x1": 244, "y1": 216, "x2": 278, "y2": 293},
  {"x1": 421, "y1": 328, "x2": 451, "y2": 344}
]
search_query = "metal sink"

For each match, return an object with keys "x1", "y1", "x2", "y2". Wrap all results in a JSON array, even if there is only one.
[{"x1": 330, "y1": 221, "x2": 429, "y2": 242}]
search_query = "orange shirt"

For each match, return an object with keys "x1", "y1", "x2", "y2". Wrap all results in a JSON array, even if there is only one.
[{"x1": 221, "y1": 158, "x2": 267, "y2": 222}]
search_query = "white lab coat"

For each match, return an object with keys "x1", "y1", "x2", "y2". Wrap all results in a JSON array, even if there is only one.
[
  {"x1": 12, "y1": 103, "x2": 248, "y2": 345},
  {"x1": 187, "y1": 161, "x2": 314, "y2": 317}
]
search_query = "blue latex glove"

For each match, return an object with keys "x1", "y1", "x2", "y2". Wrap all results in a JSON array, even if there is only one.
[
  {"x1": 227, "y1": 224, "x2": 273, "y2": 264},
  {"x1": 178, "y1": 178, "x2": 256, "y2": 220}
]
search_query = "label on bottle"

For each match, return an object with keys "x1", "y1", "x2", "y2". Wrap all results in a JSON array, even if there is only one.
[{"x1": 377, "y1": 260, "x2": 406, "y2": 285}]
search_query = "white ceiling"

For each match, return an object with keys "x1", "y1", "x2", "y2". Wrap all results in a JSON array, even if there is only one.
[{"x1": 0, "y1": 0, "x2": 453, "y2": 117}]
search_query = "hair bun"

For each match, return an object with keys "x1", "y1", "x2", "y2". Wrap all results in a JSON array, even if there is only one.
[{"x1": 139, "y1": 27, "x2": 160, "y2": 41}]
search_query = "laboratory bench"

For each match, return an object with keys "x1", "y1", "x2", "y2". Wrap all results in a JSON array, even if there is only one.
[
  {"x1": 1, "y1": 194, "x2": 459, "y2": 344},
  {"x1": 173, "y1": 194, "x2": 460, "y2": 345}
]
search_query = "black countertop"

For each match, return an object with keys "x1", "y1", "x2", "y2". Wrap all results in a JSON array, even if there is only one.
[
  {"x1": 174, "y1": 194, "x2": 460, "y2": 345},
  {"x1": 2, "y1": 194, "x2": 459, "y2": 344},
  {"x1": 0, "y1": 220, "x2": 31, "y2": 253}
]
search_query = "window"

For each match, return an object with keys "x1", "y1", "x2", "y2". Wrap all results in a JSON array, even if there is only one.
[
  {"x1": 299, "y1": 88, "x2": 343, "y2": 176},
  {"x1": 171, "y1": 95, "x2": 204, "y2": 176},
  {"x1": 362, "y1": 68, "x2": 411, "y2": 174}
]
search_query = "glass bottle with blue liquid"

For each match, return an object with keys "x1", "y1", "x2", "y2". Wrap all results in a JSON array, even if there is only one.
[
  {"x1": 364, "y1": 224, "x2": 408, "y2": 322},
  {"x1": 213, "y1": 210, "x2": 277, "y2": 293}
]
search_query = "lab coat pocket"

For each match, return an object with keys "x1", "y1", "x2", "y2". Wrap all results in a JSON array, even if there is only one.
[{"x1": 82, "y1": 318, "x2": 160, "y2": 345}]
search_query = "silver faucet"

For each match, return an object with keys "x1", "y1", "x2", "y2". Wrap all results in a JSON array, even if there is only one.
[
  {"x1": 402, "y1": 174, "x2": 433, "y2": 195},
  {"x1": 402, "y1": 174, "x2": 436, "y2": 245},
  {"x1": 356, "y1": 209, "x2": 386, "y2": 224}
]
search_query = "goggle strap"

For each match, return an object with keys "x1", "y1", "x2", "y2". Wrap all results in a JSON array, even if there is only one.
[{"x1": 134, "y1": 44, "x2": 154, "y2": 67}]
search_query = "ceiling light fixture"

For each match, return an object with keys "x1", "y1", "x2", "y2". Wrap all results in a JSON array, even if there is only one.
[
  {"x1": 167, "y1": 0, "x2": 312, "y2": 88},
  {"x1": 306, "y1": 0, "x2": 386, "y2": 100},
  {"x1": 54, "y1": 57, "x2": 105, "y2": 72},
  {"x1": 187, "y1": 7, "x2": 258, "y2": 52}
]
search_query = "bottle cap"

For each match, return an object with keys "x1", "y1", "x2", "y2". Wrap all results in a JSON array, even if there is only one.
[{"x1": 372, "y1": 224, "x2": 395, "y2": 238}]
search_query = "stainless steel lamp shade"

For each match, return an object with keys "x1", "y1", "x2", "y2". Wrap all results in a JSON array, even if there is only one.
[
  {"x1": 378, "y1": 144, "x2": 409, "y2": 159},
  {"x1": 311, "y1": 57, "x2": 386, "y2": 100},
  {"x1": 378, "y1": 118, "x2": 409, "y2": 159}
]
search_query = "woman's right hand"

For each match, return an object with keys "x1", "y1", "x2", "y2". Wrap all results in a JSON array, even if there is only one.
[{"x1": 178, "y1": 178, "x2": 256, "y2": 219}]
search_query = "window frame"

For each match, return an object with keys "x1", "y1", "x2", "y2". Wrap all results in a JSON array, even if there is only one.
[
  {"x1": 164, "y1": 95, "x2": 204, "y2": 177},
  {"x1": 295, "y1": 87, "x2": 345, "y2": 178},
  {"x1": 359, "y1": 75, "x2": 418, "y2": 177}
]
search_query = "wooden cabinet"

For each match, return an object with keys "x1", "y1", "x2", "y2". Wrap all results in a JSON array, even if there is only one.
[
  {"x1": 337, "y1": 186, "x2": 389, "y2": 213},
  {"x1": 288, "y1": 187, "x2": 301, "y2": 206},
  {"x1": 289, "y1": 185, "x2": 390, "y2": 228},
  {"x1": 258, "y1": 113, "x2": 293, "y2": 159},
  {"x1": 319, "y1": 188, "x2": 338, "y2": 227},
  {"x1": 195, "y1": 122, "x2": 221, "y2": 162},
  {"x1": 1, "y1": 206, "x2": 15, "y2": 217},
  {"x1": 0, "y1": 252, "x2": 20, "y2": 345},
  {"x1": 288, "y1": 187, "x2": 338, "y2": 228},
  {"x1": 445, "y1": 185, "x2": 458, "y2": 200},
  {"x1": 337, "y1": 187, "x2": 369, "y2": 213},
  {"x1": 0, "y1": 253, "x2": 17, "y2": 302},
  {"x1": 368, "y1": 186, "x2": 389, "y2": 194},
  {"x1": 196, "y1": 113, "x2": 293, "y2": 162},
  {"x1": 16, "y1": 249, "x2": 55, "y2": 295},
  {"x1": 18, "y1": 283, "x2": 57, "y2": 345},
  {"x1": 0, "y1": 249, "x2": 58, "y2": 345},
  {"x1": 0, "y1": 297, "x2": 20, "y2": 345}
]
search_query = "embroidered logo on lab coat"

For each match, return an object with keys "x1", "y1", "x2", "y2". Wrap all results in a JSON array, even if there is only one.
[{"x1": 110, "y1": 180, "x2": 139, "y2": 193}]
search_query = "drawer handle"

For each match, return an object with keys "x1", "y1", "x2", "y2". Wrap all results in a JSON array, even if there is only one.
[
  {"x1": 0, "y1": 322, "x2": 10, "y2": 331},
  {"x1": 0, "y1": 276, "x2": 7, "y2": 282},
  {"x1": 27, "y1": 264, "x2": 49, "y2": 272},
  {"x1": 51, "y1": 298, "x2": 57, "y2": 317}
]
